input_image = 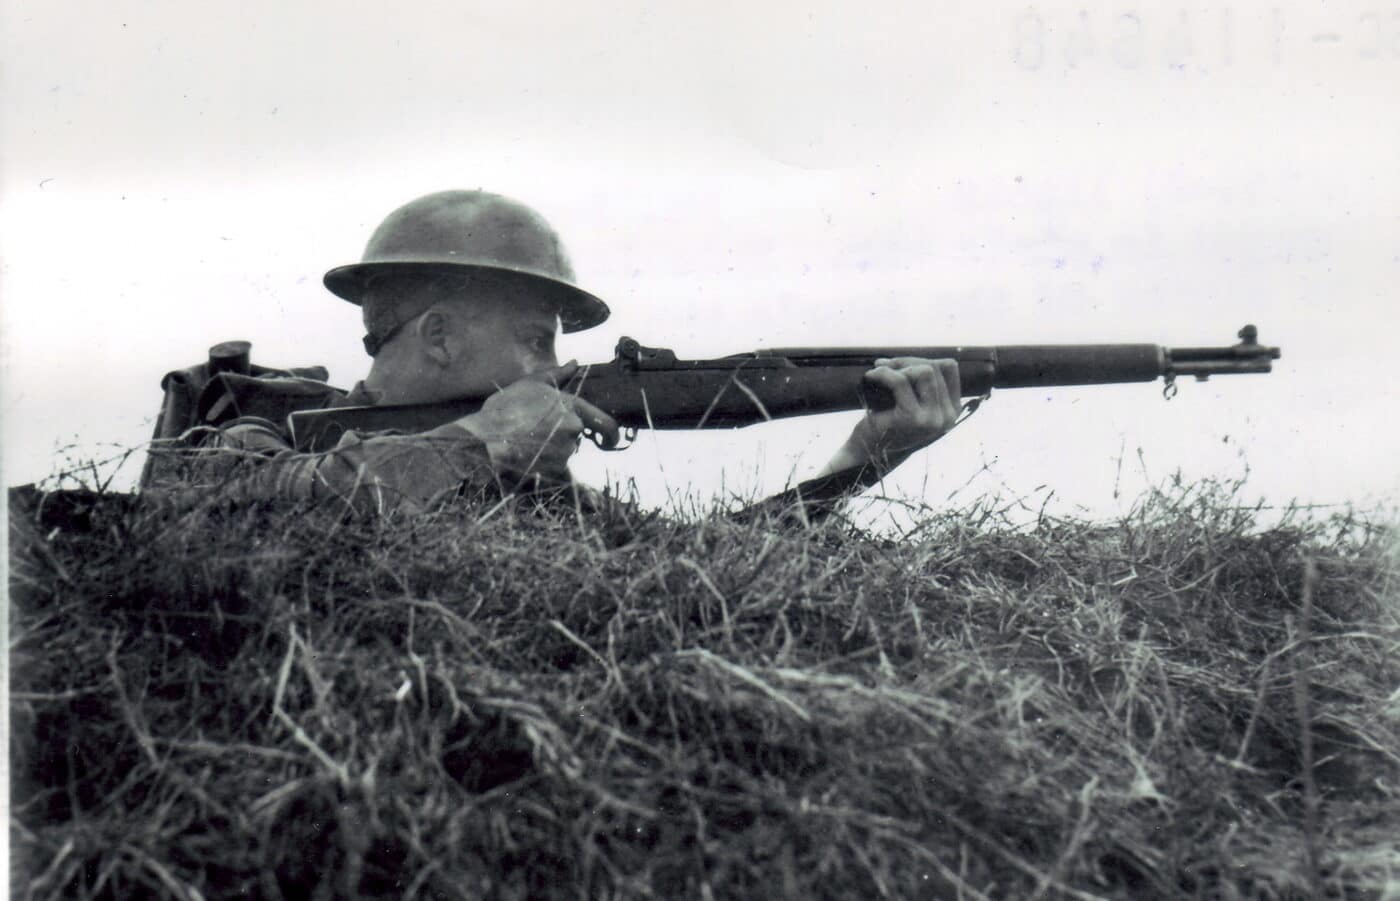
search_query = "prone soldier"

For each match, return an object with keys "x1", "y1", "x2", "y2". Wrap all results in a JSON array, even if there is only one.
[{"x1": 145, "y1": 190, "x2": 963, "y2": 514}]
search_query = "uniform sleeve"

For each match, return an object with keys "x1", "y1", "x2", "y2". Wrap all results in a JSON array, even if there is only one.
[{"x1": 183, "y1": 418, "x2": 506, "y2": 513}]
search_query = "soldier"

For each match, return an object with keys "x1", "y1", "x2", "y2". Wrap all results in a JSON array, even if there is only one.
[{"x1": 145, "y1": 190, "x2": 963, "y2": 515}]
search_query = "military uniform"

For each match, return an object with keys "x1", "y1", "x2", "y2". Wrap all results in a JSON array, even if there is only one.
[
  {"x1": 141, "y1": 191, "x2": 615, "y2": 512},
  {"x1": 141, "y1": 190, "x2": 892, "y2": 522},
  {"x1": 139, "y1": 353, "x2": 886, "y2": 523},
  {"x1": 141, "y1": 363, "x2": 509, "y2": 513}
]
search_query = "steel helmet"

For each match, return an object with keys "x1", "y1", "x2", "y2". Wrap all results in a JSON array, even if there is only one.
[{"x1": 323, "y1": 190, "x2": 610, "y2": 336}]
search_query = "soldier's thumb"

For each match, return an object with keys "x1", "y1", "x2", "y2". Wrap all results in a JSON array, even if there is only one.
[{"x1": 528, "y1": 360, "x2": 579, "y2": 389}]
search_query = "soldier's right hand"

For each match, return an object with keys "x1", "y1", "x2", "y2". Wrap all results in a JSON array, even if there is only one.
[{"x1": 453, "y1": 361, "x2": 619, "y2": 483}]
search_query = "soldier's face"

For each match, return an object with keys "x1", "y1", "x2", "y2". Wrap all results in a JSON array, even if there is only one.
[{"x1": 441, "y1": 281, "x2": 560, "y2": 394}]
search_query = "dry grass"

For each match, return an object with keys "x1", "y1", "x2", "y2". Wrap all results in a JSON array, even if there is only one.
[{"x1": 8, "y1": 473, "x2": 1399, "y2": 900}]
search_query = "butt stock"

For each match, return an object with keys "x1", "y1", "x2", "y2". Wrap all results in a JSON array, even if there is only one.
[{"x1": 288, "y1": 325, "x2": 1280, "y2": 452}]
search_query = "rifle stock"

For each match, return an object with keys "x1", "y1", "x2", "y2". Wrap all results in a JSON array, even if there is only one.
[{"x1": 288, "y1": 325, "x2": 1279, "y2": 453}]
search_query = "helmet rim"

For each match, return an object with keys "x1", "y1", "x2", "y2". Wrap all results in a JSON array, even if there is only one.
[{"x1": 323, "y1": 260, "x2": 609, "y2": 333}]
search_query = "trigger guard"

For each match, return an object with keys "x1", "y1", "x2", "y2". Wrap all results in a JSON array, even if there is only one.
[
  {"x1": 584, "y1": 427, "x2": 616, "y2": 451},
  {"x1": 585, "y1": 425, "x2": 636, "y2": 452}
]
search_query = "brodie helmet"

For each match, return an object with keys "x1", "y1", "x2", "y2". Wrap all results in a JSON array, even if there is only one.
[{"x1": 324, "y1": 190, "x2": 610, "y2": 353}]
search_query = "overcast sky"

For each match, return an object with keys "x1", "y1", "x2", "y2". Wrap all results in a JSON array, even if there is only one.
[{"x1": 2, "y1": 0, "x2": 1396, "y2": 519}]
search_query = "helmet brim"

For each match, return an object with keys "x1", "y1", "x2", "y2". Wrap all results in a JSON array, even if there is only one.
[{"x1": 323, "y1": 261, "x2": 610, "y2": 334}]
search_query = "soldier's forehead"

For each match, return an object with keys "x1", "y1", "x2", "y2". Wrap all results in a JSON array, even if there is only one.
[
  {"x1": 483, "y1": 295, "x2": 559, "y2": 329},
  {"x1": 473, "y1": 275, "x2": 558, "y2": 311}
]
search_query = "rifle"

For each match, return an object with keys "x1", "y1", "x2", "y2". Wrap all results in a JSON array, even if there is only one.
[{"x1": 288, "y1": 325, "x2": 1280, "y2": 453}]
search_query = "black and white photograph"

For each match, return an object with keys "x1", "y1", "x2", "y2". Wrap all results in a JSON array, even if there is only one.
[{"x1": 4, "y1": 1, "x2": 1398, "y2": 897}]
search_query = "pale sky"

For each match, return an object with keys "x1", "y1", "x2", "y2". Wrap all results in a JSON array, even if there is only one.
[{"x1": 2, "y1": 0, "x2": 1397, "y2": 519}]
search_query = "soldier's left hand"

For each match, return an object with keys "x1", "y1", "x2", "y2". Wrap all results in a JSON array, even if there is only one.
[{"x1": 845, "y1": 357, "x2": 962, "y2": 466}]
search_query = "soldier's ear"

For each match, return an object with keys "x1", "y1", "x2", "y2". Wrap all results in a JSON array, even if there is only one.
[{"x1": 416, "y1": 309, "x2": 453, "y2": 367}]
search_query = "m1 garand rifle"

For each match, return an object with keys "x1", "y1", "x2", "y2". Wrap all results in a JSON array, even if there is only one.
[{"x1": 288, "y1": 325, "x2": 1281, "y2": 453}]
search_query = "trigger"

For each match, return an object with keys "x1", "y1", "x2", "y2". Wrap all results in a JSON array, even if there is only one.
[
  {"x1": 583, "y1": 427, "x2": 615, "y2": 451},
  {"x1": 585, "y1": 426, "x2": 636, "y2": 452}
]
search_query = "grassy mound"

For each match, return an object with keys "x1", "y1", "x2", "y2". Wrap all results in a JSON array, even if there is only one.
[{"x1": 9, "y1": 480, "x2": 1399, "y2": 899}]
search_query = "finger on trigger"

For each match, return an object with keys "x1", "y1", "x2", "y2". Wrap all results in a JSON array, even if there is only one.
[
  {"x1": 865, "y1": 365, "x2": 919, "y2": 412},
  {"x1": 569, "y1": 396, "x2": 620, "y2": 448},
  {"x1": 559, "y1": 409, "x2": 584, "y2": 438}
]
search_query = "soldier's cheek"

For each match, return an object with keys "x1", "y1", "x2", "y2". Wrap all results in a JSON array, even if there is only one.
[{"x1": 524, "y1": 339, "x2": 559, "y2": 374}]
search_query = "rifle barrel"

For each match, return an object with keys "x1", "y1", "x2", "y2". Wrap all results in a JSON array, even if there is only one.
[{"x1": 768, "y1": 324, "x2": 1279, "y2": 388}]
